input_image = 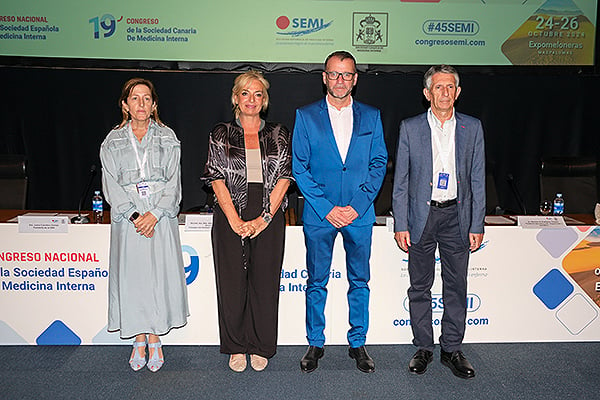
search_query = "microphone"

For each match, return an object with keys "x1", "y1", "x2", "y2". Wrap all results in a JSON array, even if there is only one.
[
  {"x1": 71, "y1": 165, "x2": 97, "y2": 224},
  {"x1": 506, "y1": 173, "x2": 527, "y2": 215}
]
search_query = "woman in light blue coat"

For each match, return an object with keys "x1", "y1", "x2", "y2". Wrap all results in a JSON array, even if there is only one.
[{"x1": 100, "y1": 78, "x2": 189, "y2": 372}]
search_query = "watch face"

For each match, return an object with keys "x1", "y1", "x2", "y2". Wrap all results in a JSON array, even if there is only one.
[{"x1": 262, "y1": 213, "x2": 272, "y2": 223}]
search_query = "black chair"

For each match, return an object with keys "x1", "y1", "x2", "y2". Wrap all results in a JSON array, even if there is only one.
[
  {"x1": 0, "y1": 155, "x2": 28, "y2": 209},
  {"x1": 485, "y1": 161, "x2": 504, "y2": 215},
  {"x1": 374, "y1": 160, "x2": 394, "y2": 216},
  {"x1": 540, "y1": 156, "x2": 597, "y2": 214}
]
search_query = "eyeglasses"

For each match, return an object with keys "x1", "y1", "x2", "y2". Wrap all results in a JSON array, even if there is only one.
[{"x1": 325, "y1": 71, "x2": 356, "y2": 81}]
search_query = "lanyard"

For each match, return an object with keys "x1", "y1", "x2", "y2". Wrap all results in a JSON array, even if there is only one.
[{"x1": 128, "y1": 122, "x2": 148, "y2": 180}]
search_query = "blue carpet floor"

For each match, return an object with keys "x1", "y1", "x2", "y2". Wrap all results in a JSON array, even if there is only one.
[{"x1": 1, "y1": 343, "x2": 599, "y2": 400}]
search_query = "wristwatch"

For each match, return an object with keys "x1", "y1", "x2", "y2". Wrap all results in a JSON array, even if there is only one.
[
  {"x1": 261, "y1": 211, "x2": 273, "y2": 224},
  {"x1": 129, "y1": 211, "x2": 140, "y2": 222}
]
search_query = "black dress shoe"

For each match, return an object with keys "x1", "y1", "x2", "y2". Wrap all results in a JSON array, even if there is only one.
[
  {"x1": 300, "y1": 346, "x2": 324, "y2": 373},
  {"x1": 441, "y1": 350, "x2": 475, "y2": 379},
  {"x1": 348, "y1": 346, "x2": 375, "y2": 373},
  {"x1": 408, "y1": 349, "x2": 433, "y2": 375}
]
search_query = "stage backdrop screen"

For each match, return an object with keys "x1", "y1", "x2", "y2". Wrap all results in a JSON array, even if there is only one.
[{"x1": 0, "y1": 0, "x2": 597, "y2": 65}]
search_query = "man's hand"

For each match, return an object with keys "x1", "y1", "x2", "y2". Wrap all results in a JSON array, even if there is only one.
[
  {"x1": 394, "y1": 231, "x2": 411, "y2": 252},
  {"x1": 469, "y1": 233, "x2": 484, "y2": 252},
  {"x1": 326, "y1": 206, "x2": 358, "y2": 228}
]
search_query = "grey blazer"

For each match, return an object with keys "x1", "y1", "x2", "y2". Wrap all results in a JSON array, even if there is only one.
[{"x1": 392, "y1": 111, "x2": 486, "y2": 246}]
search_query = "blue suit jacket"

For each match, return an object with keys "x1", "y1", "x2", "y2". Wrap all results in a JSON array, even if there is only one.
[
  {"x1": 392, "y1": 111, "x2": 485, "y2": 245},
  {"x1": 292, "y1": 98, "x2": 388, "y2": 227}
]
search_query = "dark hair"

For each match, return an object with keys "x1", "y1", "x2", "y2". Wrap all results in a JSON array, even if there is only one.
[
  {"x1": 324, "y1": 51, "x2": 357, "y2": 71},
  {"x1": 117, "y1": 78, "x2": 163, "y2": 128},
  {"x1": 423, "y1": 65, "x2": 460, "y2": 90}
]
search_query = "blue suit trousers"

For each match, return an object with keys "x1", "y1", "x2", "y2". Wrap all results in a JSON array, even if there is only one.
[{"x1": 303, "y1": 223, "x2": 372, "y2": 348}]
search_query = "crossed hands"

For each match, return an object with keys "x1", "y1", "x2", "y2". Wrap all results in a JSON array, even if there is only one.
[
  {"x1": 232, "y1": 217, "x2": 269, "y2": 240},
  {"x1": 132, "y1": 212, "x2": 158, "y2": 238},
  {"x1": 326, "y1": 206, "x2": 358, "y2": 229}
]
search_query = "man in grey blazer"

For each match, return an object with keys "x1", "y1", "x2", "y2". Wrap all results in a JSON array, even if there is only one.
[{"x1": 392, "y1": 65, "x2": 485, "y2": 379}]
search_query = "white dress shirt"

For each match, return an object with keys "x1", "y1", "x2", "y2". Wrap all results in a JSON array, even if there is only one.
[
  {"x1": 428, "y1": 108, "x2": 457, "y2": 202},
  {"x1": 327, "y1": 97, "x2": 353, "y2": 163}
]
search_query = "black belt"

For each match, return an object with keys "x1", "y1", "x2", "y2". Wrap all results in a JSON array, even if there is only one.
[{"x1": 430, "y1": 199, "x2": 457, "y2": 208}]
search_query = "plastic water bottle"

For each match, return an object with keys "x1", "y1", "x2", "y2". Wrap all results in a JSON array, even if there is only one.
[
  {"x1": 92, "y1": 190, "x2": 104, "y2": 223},
  {"x1": 553, "y1": 193, "x2": 564, "y2": 216}
]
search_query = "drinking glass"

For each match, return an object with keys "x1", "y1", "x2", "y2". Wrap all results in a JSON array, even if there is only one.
[{"x1": 539, "y1": 200, "x2": 552, "y2": 216}]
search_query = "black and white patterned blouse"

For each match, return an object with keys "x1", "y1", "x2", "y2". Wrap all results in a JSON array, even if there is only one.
[{"x1": 203, "y1": 119, "x2": 293, "y2": 213}]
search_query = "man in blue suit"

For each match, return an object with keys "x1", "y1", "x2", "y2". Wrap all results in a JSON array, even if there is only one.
[
  {"x1": 392, "y1": 65, "x2": 485, "y2": 379},
  {"x1": 293, "y1": 51, "x2": 387, "y2": 373}
]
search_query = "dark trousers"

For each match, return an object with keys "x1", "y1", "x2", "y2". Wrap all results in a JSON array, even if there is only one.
[
  {"x1": 211, "y1": 184, "x2": 285, "y2": 358},
  {"x1": 407, "y1": 204, "x2": 469, "y2": 353}
]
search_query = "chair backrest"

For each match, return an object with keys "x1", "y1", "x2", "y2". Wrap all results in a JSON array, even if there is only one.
[
  {"x1": 374, "y1": 160, "x2": 394, "y2": 216},
  {"x1": 0, "y1": 155, "x2": 28, "y2": 209},
  {"x1": 540, "y1": 156, "x2": 597, "y2": 214},
  {"x1": 484, "y1": 159, "x2": 503, "y2": 215},
  {"x1": 485, "y1": 171, "x2": 501, "y2": 215}
]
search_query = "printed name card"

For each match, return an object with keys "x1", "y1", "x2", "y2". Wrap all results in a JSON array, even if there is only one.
[
  {"x1": 18, "y1": 215, "x2": 69, "y2": 233},
  {"x1": 517, "y1": 216, "x2": 566, "y2": 229},
  {"x1": 386, "y1": 216, "x2": 394, "y2": 232},
  {"x1": 184, "y1": 214, "x2": 213, "y2": 232}
]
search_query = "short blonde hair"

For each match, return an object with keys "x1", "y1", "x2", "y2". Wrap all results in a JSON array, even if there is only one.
[{"x1": 231, "y1": 70, "x2": 270, "y2": 118}]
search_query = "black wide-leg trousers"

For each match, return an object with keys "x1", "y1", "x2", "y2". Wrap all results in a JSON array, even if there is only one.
[{"x1": 211, "y1": 183, "x2": 285, "y2": 358}]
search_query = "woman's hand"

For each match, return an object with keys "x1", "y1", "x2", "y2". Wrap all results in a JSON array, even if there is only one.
[
  {"x1": 228, "y1": 216, "x2": 255, "y2": 239},
  {"x1": 211, "y1": 180, "x2": 256, "y2": 239},
  {"x1": 133, "y1": 212, "x2": 158, "y2": 238},
  {"x1": 248, "y1": 216, "x2": 269, "y2": 239}
]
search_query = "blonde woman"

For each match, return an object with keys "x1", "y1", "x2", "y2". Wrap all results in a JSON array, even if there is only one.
[{"x1": 203, "y1": 71, "x2": 292, "y2": 372}]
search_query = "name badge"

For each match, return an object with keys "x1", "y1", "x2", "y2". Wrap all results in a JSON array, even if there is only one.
[
  {"x1": 137, "y1": 181, "x2": 150, "y2": 198},
  {"x1": 437, "y1": 172, "x2": 449, "y2": 190}
]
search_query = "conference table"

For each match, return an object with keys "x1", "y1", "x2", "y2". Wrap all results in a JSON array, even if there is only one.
[{"x1": 0, "y1": 210, "x2": 598, "y2": 346}]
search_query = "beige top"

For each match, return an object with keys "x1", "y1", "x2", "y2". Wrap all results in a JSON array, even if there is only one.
[{"x1": 245, "y1": 147, "x2": 263, "y2": 183}]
